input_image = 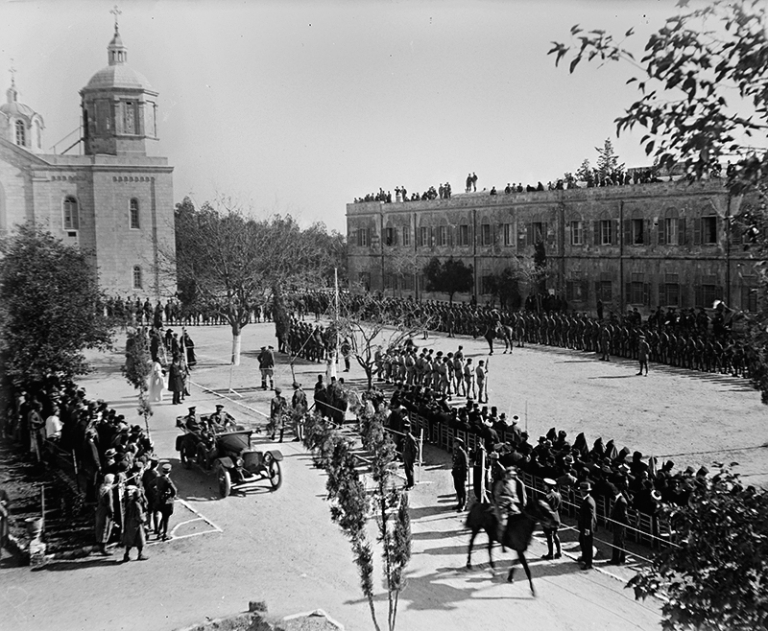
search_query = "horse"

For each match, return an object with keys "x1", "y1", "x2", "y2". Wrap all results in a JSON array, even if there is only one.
[{"x1": 465, "y1": 501, "x2": 539, "y2": 595}]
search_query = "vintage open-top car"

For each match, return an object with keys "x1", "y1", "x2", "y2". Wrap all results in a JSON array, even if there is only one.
[{"x1": 176, "y1": 413, "x2": 283, "y2": 497}]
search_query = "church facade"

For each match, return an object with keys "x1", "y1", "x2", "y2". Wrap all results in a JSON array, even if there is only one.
[{"x1": 0, "y1": 24, "x2": 175, "y2": 299}]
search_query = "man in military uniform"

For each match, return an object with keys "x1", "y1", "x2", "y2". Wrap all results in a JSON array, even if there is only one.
[
  {"x1": 475, "y1": 359, "x2": 488, "y2": 403},
  {"x1": 268, "y1": 388, "x2": 288, "y2": 442},
  {"x1": 291, "y1": 382, "x2": 307, "y2": 442},
  {"x1": 577, "y1": 481, "x2": 597, "y2": 570},
  {"x1": 209, "y1": 404, "x2": 234, "y2": 431},
  {"x1": 452, "y1": 438, "x2": 469, "y2": 511},
  {"x1": 258, "y1": 346, "x2": 275, "y2": 390},
  {"x1": 637, "y1": 334, "x2": 650, "y2": 376},
  {"x1": 402, "y1": 421, "x2": 418, "y2": 490}
]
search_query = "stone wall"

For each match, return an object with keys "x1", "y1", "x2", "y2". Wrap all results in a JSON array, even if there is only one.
[{"x1": 347, "y1": 181, "x2": 759, "y2": 315}]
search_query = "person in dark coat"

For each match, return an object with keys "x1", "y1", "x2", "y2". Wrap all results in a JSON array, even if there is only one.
[
  {"x1": 452, "y1": 438, "x2": 469, "y2": 511},
  {"x1": 94, "y1": 474, "x2": 115, "y2": 555},
  {"x1": 540, "y1": 478, "x2": 562, "y2": 560},
  {"x1": 168, "y1": 356, "x2": 184, "y2": 405},
  {"x1": 181, "y1": 328, "x2": 197, "y2": 368},
  {"x1": 141, "y1": 459, "x2": 161, "y2": 535},
  {"x1": 609, "y1": 485, "x2": 629, "y2": 565},
  {"x1": 578, "y1": 480, "x2": 597, "y2": 570},
  {"x1": 402, "y1": 421, "x2": 418, "y2": 490},
  {"x1": 121, "y1": 485, "x2": 148, "y2": 561}
]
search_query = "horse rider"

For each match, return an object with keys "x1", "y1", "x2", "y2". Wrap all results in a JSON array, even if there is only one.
[{"x1": 493, "y1": 465, "x2": 527, "y2": 542}]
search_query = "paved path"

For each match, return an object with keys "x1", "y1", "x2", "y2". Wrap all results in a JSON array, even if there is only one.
[{"x1": 8, "y1": 319, "x2": 761, "y2": 630}]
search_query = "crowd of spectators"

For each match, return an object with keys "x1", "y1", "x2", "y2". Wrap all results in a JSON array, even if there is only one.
[
  {"x1": 351, "y1": 161, "x2": 742, "y2": 204},
  {"x1": 1, "y1": 376, "x2": 165, "y2": 555},
  {"x1": 353, "y1": 182, "x2": 453, "y2": 204}
]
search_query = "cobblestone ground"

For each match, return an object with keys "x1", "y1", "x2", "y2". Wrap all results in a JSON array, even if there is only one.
[{"x1": 2, "y1": 320, "x2": 765, "y2": 631}]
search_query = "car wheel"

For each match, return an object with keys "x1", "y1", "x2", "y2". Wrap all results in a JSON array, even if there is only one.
[
  {"x1": 268, "y1": 457, "x2": 282, "y2": 491},
  {"x1": 217, "y1": 464, "x2": 232, "y2": 498}
]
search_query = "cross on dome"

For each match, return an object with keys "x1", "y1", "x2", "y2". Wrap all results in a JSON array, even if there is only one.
[
  {"x1": 111, "y1": 5, "x2": 122, "y2": 31},
  {"x1": 9, "y1": 59, "x2": 16, "y2": 88}
]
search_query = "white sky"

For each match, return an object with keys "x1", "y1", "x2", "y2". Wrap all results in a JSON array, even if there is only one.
[{"x1": 0, "y1": 0, "x2": 677, "y2": 232}]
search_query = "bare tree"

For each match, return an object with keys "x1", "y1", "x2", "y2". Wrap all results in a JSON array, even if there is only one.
[
  {"x1": 337, "y1": 295, "x2": 432, "y2": 389},
  {"x1": 167, "y1": 197, "x2": 339, "y2": 365}
]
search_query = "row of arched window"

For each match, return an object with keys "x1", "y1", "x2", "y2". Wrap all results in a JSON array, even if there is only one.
[{"x1": 61, "y1": 196, "x2": 141, "y2": 230}]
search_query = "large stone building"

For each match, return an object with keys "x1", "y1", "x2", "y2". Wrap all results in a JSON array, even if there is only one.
[
  {"x1": 346, "y1": 180, "x2": 760, "y2": 316},
  {"x1": 0, "y1": 23, "x2": 175, "y2": 299}
]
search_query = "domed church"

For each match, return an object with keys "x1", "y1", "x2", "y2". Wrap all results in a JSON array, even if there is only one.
[{"x1": 0, "y1": 20, "x2": 176, "y2": 299}]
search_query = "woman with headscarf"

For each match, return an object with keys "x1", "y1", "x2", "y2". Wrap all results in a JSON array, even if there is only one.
[
  {"x1": 572, "y1": 432, "x2": 589, "y2": 457},
  {"x1": 95, "y1": 474, "x2": 115, "y2": 555}
]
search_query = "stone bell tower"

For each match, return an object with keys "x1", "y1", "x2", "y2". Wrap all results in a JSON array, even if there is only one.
[{"x1": 80, "y1": 11, "x2": 159, "y2": 156}]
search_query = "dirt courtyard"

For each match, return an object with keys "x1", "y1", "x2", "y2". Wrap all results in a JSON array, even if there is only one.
[{"x1": 144, "y1": 321, "x2": 768, "y2": 490}]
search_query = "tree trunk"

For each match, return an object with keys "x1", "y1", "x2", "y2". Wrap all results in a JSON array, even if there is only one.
[{"x1": 231, "y1": 324, "x2": 242, "y2": 365}]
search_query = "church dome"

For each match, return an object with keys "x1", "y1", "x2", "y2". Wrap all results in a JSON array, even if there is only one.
[
  {"x1": 83, "y1": 25, "x2": 152, "y2": 92},
  {"x1": 85, "y1": 64, "x2": 151, "y2": 91},
  {"x1": 0, "y1": 98, "x2": 37, "y2": 119}
]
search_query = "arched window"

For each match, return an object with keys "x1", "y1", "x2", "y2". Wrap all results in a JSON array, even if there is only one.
[
  {"x1": 133, "y1": 266, "x2": 143, "y2": 290},
  {"x1": 15, "y1": 120, "x2": 25, "y2": 146},
  {"x1": 63, "y1": 196, "x2": 79, "y2": 230},
  {"x1": 129, "y1": 198, "x2": 140, "y2": 229}
]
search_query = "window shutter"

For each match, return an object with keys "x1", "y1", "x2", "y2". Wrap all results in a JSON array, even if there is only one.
[
  {"x1": 644, "y1": 219, "x2": 652, "y2": 247},
  {"x1": 611, "y1": 219, "x2": 617, "y2": 245},
  {"x1": 643, "y1": 283, "x2": 651, "y2": 306},
  {"x1": 680, "y1": 285, "x2": 688, "y2": 308},
  {"x1": 625, "y1": 282, "x2": 631, "y2": 304},
  {"x1": 526, "y1": 223, "x2": 534, "y2": 246},
  {"x1": 658, "y1": 283, "x2": 666, "y2": 306},
  {"x1": 449, "y1": 225, "x2": 454, "y2": 246},
  {"x1": 678, "y1": 218, "x2": 687, "y2": 245},
  {"x1": 593, "y1": 221, "x2": 600, "y2": 246},
  {"x1": 715, "y1": 285, "x2": 724, "y2": 302},
  {"x1": 693, "y1": 218, "x2": 702, "y2": 245},
  {"x1": 658, "y1": 218, "x2": 666, "y2": 246},
  {"x1": 623, "y1": 219, "x2": 631, "y2": 246},
  {"x1": 581, "y1": 279, "x2": 589, "y2": 301},
  {"x1": 367, "y1": 228, "x2": 372, "y2": 246},
  {"x1": 694, "y1": 285, "x2": 703, "y2": 308},
  {"x1": 595, "y1": 281, "x2": 601, "y2": 301}
]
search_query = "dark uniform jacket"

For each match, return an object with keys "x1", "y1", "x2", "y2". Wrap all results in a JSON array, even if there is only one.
[{"x1": 578, "y1": 494, "x2": 597, "y2": 534}]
